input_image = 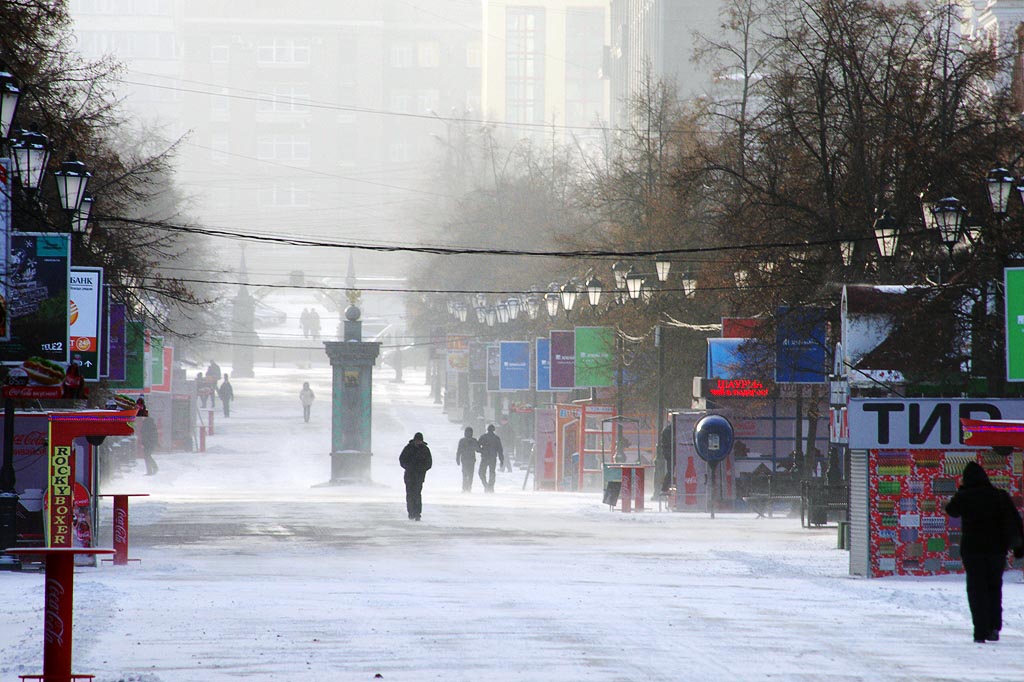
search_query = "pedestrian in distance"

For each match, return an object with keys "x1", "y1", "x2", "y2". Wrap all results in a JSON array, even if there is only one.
[
  {"x1": 477, "y1": 424, "x2": 504, "y2": 493},
  {"x1": 399, "y1": 432, "x2": 432, "y2": 521},
  {"x1": 206, "y1": 360, "x2": 222, "y2": 407},
  {"x1": 945, "y1": 460, "x2": 1024, "y2": 643},
  {"x1": 218, "y1": 374, "x2": 234, "y2": 417},
  {"x1": 300, "y1": 308, "x2": 311, "y2": 338},
  {"x1": 299, "y1": 381, "x2": 315, "y2": 423},
  {"x1": 196, "y1": 371, "x2": 209, "y2": 408},
  {"x1": 456, "y1": 426, "x2": 478, "y2": 493},
  {"x1": 139, "y1": 414, "x2": 159, "y2": 476}
]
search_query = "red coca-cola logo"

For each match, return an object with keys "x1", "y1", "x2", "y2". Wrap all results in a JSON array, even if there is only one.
[
  {"x1": 44, "y1": 578, "x2": 66, "y2": 646},
  {"x1": 14, "y1": 431, "x2": 47, "y2": 446},
  {"x1": 113, "y1": 509, "x2": 128, "y2": 545}
]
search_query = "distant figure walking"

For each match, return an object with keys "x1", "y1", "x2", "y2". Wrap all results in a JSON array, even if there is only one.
[
  {"x1": 139, "y1": 415, "x2": 158, "y2": 476},
  {"x1": 218, "y1": 374, "x2": 234, "y2": 417},
  {"x1": 945, "y1": 461, "x2": 1024, "y2": 642},
  {"x1": 206, "y1": 360, "x2": 222, "y2": 407},
  {"x1": 399, "y1": 432, "x2": 432, "y2": 521},
  {"x1": 299, "y1": 382, "x2": 315, "y2": 423},
  {"x1": 300, "y1": 308, "x2": 311, "y2": 338},
  {"x1": 310, "y1": 309, "x2": 321, "y2": 340},
  {"x1": 456, "y1": 426, "x2": 478, "y2": 492},
  {"x1": 197, "y1": 371, "x2": 210, "y2": 407},
  {"x1": 477, "y1": 424, "x2": 504, "y2": 493}
]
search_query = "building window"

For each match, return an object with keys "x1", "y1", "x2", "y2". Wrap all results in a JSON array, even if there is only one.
[
  {"x1": 260, "y1": 183, "x2": 311, "y2": 208},
  {"x1": 210, "y1": 134, "x2": 229, "y2": 164},
  {"x1": 389, "y1": 90, "x2": 413, "y2": 113},
  {"x1": 416, "y1": 89, "x2": 440, "y2": 115},
  {"x1": 211, "y1": 88, "x2": 230, "y2": 116},
  {"x1": 466, "y1": 42, "x2": 482, "y2": 69},
  {"x1": 210, "y1": 44, "x2": 230, "y2": 63},
  {"x1": 506, "y1": 7, "x2": 545, "y2": 124},
  {"x1": 390, "y1": 43, "x2": 414, "y2": 68},
  {"x1": 417, "y1": 42, "x2": 440, "y2": 68},
  {"x1": 257, "y1": 85, "x2": 311, "y2": 113},
  {"x1": 565, "y1": 8, "x2": 605, "y2": 127},
  {"x1": 256, "y1": 135, "x2": 312, "y2": 163},
  {"x1": 257, "y1": 38, "x2": 311, "y2": 65}
]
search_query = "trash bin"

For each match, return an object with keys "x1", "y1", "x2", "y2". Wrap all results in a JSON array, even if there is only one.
[{"x1": 603, "y1": 481, "x2": 621, "y2": 508}]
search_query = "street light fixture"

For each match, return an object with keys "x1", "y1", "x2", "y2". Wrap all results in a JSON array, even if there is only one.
[
  {"x1": 55, "y1": 155, "x2": 93, "y2": 214},
  {"x1": 625, "y1": 266, "x2": 644, "y2": 300},
  {"x1": 655, "y1": 259, "x2": 671, "y2": 282},
  {"x1": 11, "y1": 128, "x2": 50, "y2": 191},
  {"x1": 0, "y1": 71, "x2": 21, "y2": 140},
  {"x1": 930, "y1": 197, "x2": 965, "y2": 252},
  {"x1": 680, "y1": 271, "x2": 697, "y2": 298},
  {"x1": 495, "y1": 303, "x2": 509, "y2": 324},
  {"x1": 612, "y1": 261, "x2": 629, "y2": 290},
  {"x1": 839, "y1": 239, "x2": 855, "y2": 267},
  {"x1": 986, "y1": 167, "x2": 1015, "y2": 216},
  {"x1": 72, "y1": 194, "x2": 94, "y2": 235},
  {"x1": 506, "y1": 296, "x2": 521, "y2": 321},
  {"x1": 559, "y1": 280, "x2": 579, "y2": 312},
  {"x1": 872, "y1": 210, "x2": 900, "y2": 258},
  {"x1": 525, "y1": 295, "x2": 541, "y2": 320},
  {"x1": 485, "y1": 306, "x2": 497, "y2": 326},
  {"x1": 545, "y1": 291, "x2": 560, "y2": 318},
  {"x1": 455, "y1": 302, "x2": 468, "y2": 323},
  {"x1": 586, "y1": 276, "x2": 604, "y2": 307}
]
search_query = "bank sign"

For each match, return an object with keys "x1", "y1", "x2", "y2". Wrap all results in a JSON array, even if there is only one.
[{"x1": 848, "y1": 398, "x2": 1024, "y2": 449}]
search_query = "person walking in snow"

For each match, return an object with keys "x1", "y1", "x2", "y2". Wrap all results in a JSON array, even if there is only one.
[
  {"x1": 139, "y1": 414, "x2": 159, "y2": 475},
  {"x1": 456, "y1": 426, "x2": 478, "y2": 492},
  {"x1": 299, "y1": 381, "x2": 315, "y2": 422},
  {"x1": 217, "y1": 374, "x2": 234, "y2": 417},
  {"x1": 477, "y1": 424, "x2": 504, "y2": 493},
  {"x1": 945, "y1": 461, "x2": 1024, "y2": 642},
  {"x1": 399, "y1": 432, "x2": 432, "y2": 520}
]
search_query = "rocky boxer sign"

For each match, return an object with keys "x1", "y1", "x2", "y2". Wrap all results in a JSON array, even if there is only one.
[{"x1": 848, "y1": 398, "x2": 1024, "y2": 449}]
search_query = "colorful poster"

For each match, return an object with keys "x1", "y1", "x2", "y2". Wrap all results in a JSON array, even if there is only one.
[
  {"x1": 152, "y1": 345, "x2": 173, "y2": 392},
  {"x1": 0, "y1": 159, "x2": 10, "y2": 342},
  {"x1": 106, "y1": 302, "x2": 127, "y2": 382},
  {"x1": 468, "y1": 341, "x2": 487, "y2": 384},
  {"x1": 107, "y1": 317, "x2": 145, "y2": 391},
  {"x1": 722, "y1": 317, "x2": 762, "y2": 338},
  {"x1": 574, "y1": 326, "x2": 614, "y2": 388},
  {"x1": 499, "y1": 341, "x2": 530, "y2": 390},
  {"x1": 1006, "y1": 267, "x2": 1024, "y2": 381},
  {"x1": 0, "y1": 233, "x2": 70, "y2": 365},
  {"x1": 536, "y1": 337, "x2": 552, "y2": 392},
  {"x1": 446, "y1": 334, "x2": 470, "y2": 373},
  {"x1": 69, "y1": 267, "x2": 103, "y2": 380},
  {"x1": 707, "y1": 338, "x2": 760, "y2": 379},
  {"x1": 549, "y1": 330, "x2": 575, "y2": 389},
  {"x1": 486, "y1": 344, "x2": 500, "y2": 392},
  {"x1": 775, "y1": 306, "x2": 827, "y2": 383}
]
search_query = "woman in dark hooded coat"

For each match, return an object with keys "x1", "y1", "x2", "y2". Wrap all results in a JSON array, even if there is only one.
[{"x1": 945, "y1": 461, "x2": 1024, "y2": 642}]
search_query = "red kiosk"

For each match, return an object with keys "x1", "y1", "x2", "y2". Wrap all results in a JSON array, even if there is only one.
[{"x1": 12, "y1": 408, "x2": 138, "y2": 682}]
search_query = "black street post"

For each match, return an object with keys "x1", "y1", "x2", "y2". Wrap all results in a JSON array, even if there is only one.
[{"x1": 0, "y1": 398, "x2": 21, "y2": 569}]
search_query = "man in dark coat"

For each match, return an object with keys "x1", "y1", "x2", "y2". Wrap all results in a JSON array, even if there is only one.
[
  {"x1": 399, "y1": 432, "x2": 432, "y2": 520},
  {"x1": 218, "y1": 374, "x2": 234, "y2": 417},
  {"x1": 477, "y1": 424, "x2": 504, "y2": 493},
  {"x1": 456, "y1": 426, "x2": 478, "y2": 493},
  {"x1": 945, "y1": 461, "x2": 1024, "y2": 642}
]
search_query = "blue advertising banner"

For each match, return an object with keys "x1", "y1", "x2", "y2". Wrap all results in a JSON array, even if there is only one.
[
  {"x1": 499, "y1": 341, "x2": 530, "y2": 390},
  {"x1": 536, "y1": 337, "x2": 552, "y2": 392},
  {"x1": 0, "y1": 233, "x2": 71, "y2": 365},
  {"x1": 707, "y1": 338, "x2": 752, "y2": 379},
  {"x1": 775, "y1": 306, "x2": 827, "y2": 384}
]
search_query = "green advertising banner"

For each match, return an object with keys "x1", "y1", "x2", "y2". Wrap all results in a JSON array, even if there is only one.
[
  {"x1": 1006, "y1": 268, "x2": 1024, "y2": 381},
  {"x1": 574, "y1": 326, "x2": 615, "y2": 387},
  {"x1": 107, "y1": 318, "x2": 146, "y2": 391}
]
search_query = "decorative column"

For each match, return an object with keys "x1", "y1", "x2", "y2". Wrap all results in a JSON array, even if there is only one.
[{"x1": 323, "y1": 305, "x2": 380, "y2": 483}]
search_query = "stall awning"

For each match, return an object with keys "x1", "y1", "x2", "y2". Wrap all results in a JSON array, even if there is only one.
[{"x1": 961, "y1": 418, "x2": 1024, "y2": 448}]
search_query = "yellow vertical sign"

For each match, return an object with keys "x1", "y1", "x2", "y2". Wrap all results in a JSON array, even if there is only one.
[{"x1": 48, "y1": 442, "x2": 74, "y2": 547}]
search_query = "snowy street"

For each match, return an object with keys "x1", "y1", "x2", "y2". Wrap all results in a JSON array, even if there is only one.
[{"x1": 1, "y1": 365, "x2": 1022, "y2": 682}]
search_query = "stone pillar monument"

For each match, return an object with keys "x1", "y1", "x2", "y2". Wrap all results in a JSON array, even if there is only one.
[{"x1": 323, "y1": 304, "x2": 380, "y2": 483}]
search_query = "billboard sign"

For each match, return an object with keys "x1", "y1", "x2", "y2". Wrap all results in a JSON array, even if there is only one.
[
  {"x1": 69, "y1": 267, "x2": 103, "y2": 380},
  {"x1": 549, "y1": 330, "x2": 575, "y2": 389},
  {"x1": 574, "y1": 326, "x2": 614, "y2": 388},
  {"x1": 486, "y1": 343, "x2": 500, "y2": 392},
  {"x1": 499, "y1": 341, "x2": 530, "y2": 390},
  {"x1": 0, "y1": 233, "x2": 70, "y2": 365},
  {"x1": 468, "y1": 341, "x2": 487, "y2": 384},
  {"x1": 847, "y1": 398, "x2": 1024, "y2": 449},
  {"x1": 1005, "y1": 267, "x2": 1024, "y2": 381},
  {"x1": 775, "y1": 306, "x2": 827, "y2": 384},
  {"x1": 0, "y1": 159, "x2": 10, "y2": 342},
  {"x1": 536, "y1": 337, "x2": 552, "y2": 392}
]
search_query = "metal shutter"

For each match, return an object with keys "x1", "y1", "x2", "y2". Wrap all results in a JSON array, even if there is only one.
[{"x1": 849, "y1": 448, "x2": 871, "y2": 577}]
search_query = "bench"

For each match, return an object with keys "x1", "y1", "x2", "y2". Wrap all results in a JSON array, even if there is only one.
[{"x1": 742, "y1": 494, "x2": 802, "y2": 518}]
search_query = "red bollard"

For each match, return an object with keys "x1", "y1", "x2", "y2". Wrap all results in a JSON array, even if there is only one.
[
  {"x1": 199, "y1": 425, "x2": 206, "y2": 452},
  {"x1": 207, "y1": 409, "x2": 215, "y2": 436},
  {"x1": 99, "y1": 494, "x2": 149, "y2": 566},
  {"x1": 9, "y1": 547, "x2": 114, "y2": 682}
]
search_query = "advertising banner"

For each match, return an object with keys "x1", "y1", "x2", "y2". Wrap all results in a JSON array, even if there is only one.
[
  {"x1": 152, "y1": 344, "x2": 173, "y2": 392},
  {"x1": 707, "y1": 338, "x2": 756, "y2": 379},
  {"x1": 1005, "y1": 267, "x2": 1024, "y2": 381},
  {"x1": 536, "y1": 337, "x2": 552, "y2": 392},
  {"x1": 106, "y1": 302, "x2": 127, "y2": 382},
  {"x1": 574, "y1": 326, "x2": 614, "y2": 388},
  {"x1": 722, "y1": 317, "x2": 762, "y2": 339},
  {"x1": 499, "y1": 341, "x2": 530, "y2": 390},
  {"x1": 486, "y1": 343, "x2": 500, "y2": 392},
  {"x1": 446, "y1": 334, "x2": 470, "y2": 373},
  {"x1": 0, "y1": 159, "x2": 10, "y2": 342},
  {"x1": 69, "y1": 267, "x2": 103, "y2": 380},
  {"x1": 775, "y1": 306, "x2": 827, "y2": 384},
  {"x1": 549, "y1": 330, "x2": 575, "y2": 389},
  {"x1": 848, "y1": 398, "x2": 1024, "y2": 449},
  {"x1": 0, "y1": 233, "x2": 70, "y2": 365},
  {"x1": 468, "y1": 341, "x2": 487, "y2": 384},
  {"x1": 107, "y1": 317, "x2": 146, "y2": 390}
]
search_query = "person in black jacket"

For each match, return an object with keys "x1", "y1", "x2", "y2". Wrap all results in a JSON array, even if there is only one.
[
  {"x1": 477, "y1": 424, "x2": 504, "y2": 493},
  {"x1": 945, "y1": 461, "x2": 1024, "y2": 642},
  {"x1": 399, "y1": 432, "x2": 432, "y2": 520},
  {"x1": 456, "y1": 426, "x2": 478, "y2": 493}
]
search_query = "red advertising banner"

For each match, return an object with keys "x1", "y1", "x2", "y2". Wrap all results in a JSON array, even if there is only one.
[{"x1": 722, "y1": 317, "x2": 763, "y2": 338}]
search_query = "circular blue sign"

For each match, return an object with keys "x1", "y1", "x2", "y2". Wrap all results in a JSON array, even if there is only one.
[{"x1": 693, "y1": 414, "x2": 734, "y2": 463}]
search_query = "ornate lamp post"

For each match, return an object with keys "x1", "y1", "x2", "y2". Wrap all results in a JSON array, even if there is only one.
[
  {"x1": 10, "y1": 128, "x2": 50, "y2": 194},
  {"x1": 0, "y1": 71, "x2": 20, "y2": 140},
  {"x1": 872, "y1": 210, "x2": 900, "y2": 258}
]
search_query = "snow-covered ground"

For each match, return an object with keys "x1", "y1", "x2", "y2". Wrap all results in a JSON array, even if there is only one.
[{"x1": 1, "y1": 363, "x2": 1022, "y2": 681}]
